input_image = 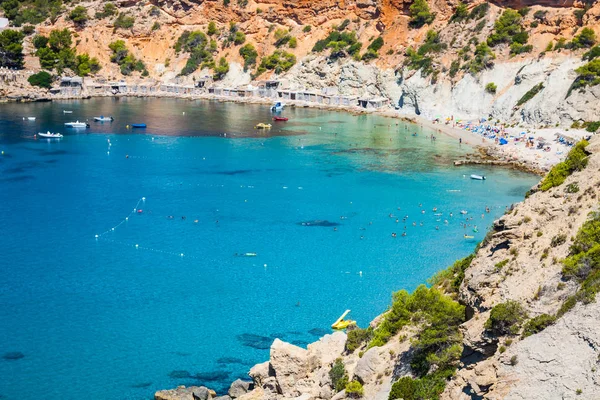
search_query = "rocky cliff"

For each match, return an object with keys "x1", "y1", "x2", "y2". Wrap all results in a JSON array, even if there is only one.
[{"x1": 2, "y1": 0, "x2": 600, "y2": 126}]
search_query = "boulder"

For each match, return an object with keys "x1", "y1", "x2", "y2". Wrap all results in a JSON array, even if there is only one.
[
  {"x1": 270, "y1": 338, "x2": 309, "y2": 396},
  {"x1": 307, "y1": 331, "x2": 347, "y2": 370},
  {"x1": 213, "y1": 396, "x2": 232, "y2": 400},
  {"x1": 228, "y1": 379, "x2": 253, "y2": 398},
  {"x1": 354, "y1": 346, "x2": 385, "y2": 385},
  {"x1": 249, "y1": 361, "x2": 270, "y2": 386},
  {"x1": 155, "y1": 385, "x2": 212, "y2": 400}
]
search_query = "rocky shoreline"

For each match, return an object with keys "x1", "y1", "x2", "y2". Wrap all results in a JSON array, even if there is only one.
[{"x1": 153, "y1": 136, "x2": 600, "y2": 400}]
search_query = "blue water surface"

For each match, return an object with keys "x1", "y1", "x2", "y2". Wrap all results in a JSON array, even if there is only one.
[{"x1": 0, "y1": 98, "x2": 539, "y2": 399}]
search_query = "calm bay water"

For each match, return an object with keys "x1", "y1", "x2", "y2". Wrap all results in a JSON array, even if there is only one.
[{"x1": 0, "y1": 98, "x2": 538, "y2": 399}]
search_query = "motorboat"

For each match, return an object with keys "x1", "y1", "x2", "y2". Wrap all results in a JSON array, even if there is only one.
[
  {"x1": 94, "y1": 116, "x2": 114, "y2": 122},
  {"x1": 460, "y1": 210, "x2": 468, "y2": 215},
  {"x1": 129, "y1": 123, "x2": 147, "y2": 128},
  {"x1": 273, "y1": 116, "x2": 288, "y2": 122},
  {"x1": 64, "y1": 121, "x2": 90, "y2": 128},
  {"x1": 331, "y1": 309, "x2": 356, "y2": 330},
  {"x1": 63, "y1": 110, "x2": 73, "y2": 114},
  {"x1": 271, "y1": 102, "x2": 285, "y2": 112},
  {"x1": 37, "y1": 131, "x2": 63, "y2": 138},
  {"x1": 255, "y1": 123, "x2": 272, "y2": 129},
  {"x1": 470, "y1": 174, "x2": 486, "y2": 180},
  {"x1": 24, "y1": 117, "x2": 36, "y2": 121}
]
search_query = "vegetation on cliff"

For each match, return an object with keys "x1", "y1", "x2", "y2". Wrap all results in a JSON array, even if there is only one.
[
  {"x1": 539, "y1": 140, "x2": 589, "y2": 191},
  {"x1": 109, "y1": 40, "x2": 147, "y2": 76},
  {"x1": 0, "y1": 29, "x2": 24, "y2": 68}
]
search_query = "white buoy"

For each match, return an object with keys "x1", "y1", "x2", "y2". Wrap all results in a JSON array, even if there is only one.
[
  {"x1": 107, "y1": 152, "x2": 110, "y2": 155},
  {"x1": 125, "y1": 217, "x2": 128, "y2": 221},
  {"x1": 142, "y1": 197, "x2": 146, "y2": 201},
  {"x1": 95, "y1": 234, "x2": 99, "y2": 238},
  {"x1": 359, "y1": 271, "x2": 363, "y2": 276},
  {"x1": 135, "y1": 244, "x2": 139, "y2": 248},
  {"x1": 111, "y1": 228, "x2": 115, "y2": 231},
  {"x1": 180, "y1": 253, "x2": 184, "y2": 257},
  {"x1": 264, "y1": 264, "x2": 267, "y2": 267}
]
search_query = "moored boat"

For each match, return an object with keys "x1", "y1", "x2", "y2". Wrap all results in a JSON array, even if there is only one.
[
  {"x1": 65, "y1": 121, "x2": 90, "y2": 128},
  {"x1": 63, "y1": 110, "x2": 73, "y2": 114},
  {"x1": 27, "y1": 117, "x2": 36, "y2": 121},
  {"x1": 37, "y1": 131, "x2": 63, "y2": 138},
  {"x1": 273, "y1": 116, "x2": 288, "y2": 122},
  {"x1": 129, "y1": 123, "x2": 147, "y2": 128},
  {"x1": 271, "y1": 102, "x2": 285, "y2": 112},
  {"x1": 255, "y1": 123, "x2": 272, "y2": 129},
  {"x1": 470, "y1": 174, "x2": 486, "y2": 180},
  {"x1": 94, "y1": 116, "x2": 114, "y2": 122}
]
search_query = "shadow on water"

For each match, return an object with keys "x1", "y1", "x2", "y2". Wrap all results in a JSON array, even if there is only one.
[
  {"x1": 130, "y1": 382, "x2": 152, "y2": 389},
  {"x1": 0, "y1": 175, "x2": 35, "y2": 183},
  {"x1": 236, "y1": 333, "x2": 273, "y2": 350},
  {"x1": 308, "y1": 328, "x2": 331, "y2": 337},
  {"x1": 296, "y1": 220, "x2": 341, "y2": 227},
  {"x1": 2, "y1": 352, "x2": 24, "y2": 360}
]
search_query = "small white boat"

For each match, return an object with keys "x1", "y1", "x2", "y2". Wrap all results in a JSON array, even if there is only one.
[
  {"x1": 37, "y1": 131, "x2": 63, "y2": 138},
  {"x1": 271, "y1": 101, "x2": 285, "y2": 112},
  {"x1": 94, "y1": 116, "x2": 114, "y2": 122},
  {"x1": 460, "y1": 210, "x2": 468, "y2": 215},
  {"x1": 63, "y1": 110, "x2": 73, "y2": 114},
  {"x1": 65, "y1": 121, "x2": 90, "y2": 128},
  {"x1": 470, "y1": 174, "x2": 486, "y2": 180},
  {"x1": 26, "y1": 117, "x2": 36, "y2": 121}
]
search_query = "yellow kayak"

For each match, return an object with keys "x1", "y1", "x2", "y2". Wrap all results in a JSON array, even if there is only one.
[
  {"x1": 331, "y1": 310, "x2": 356, "y2": 330},
  {"x1": 255, "y1": 123, "x2": 272, "y2": 129}
]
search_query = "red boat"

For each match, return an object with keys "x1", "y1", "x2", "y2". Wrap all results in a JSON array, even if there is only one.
[{"x1": 272, "y1": 116, "x2": 288, "y2": 122}]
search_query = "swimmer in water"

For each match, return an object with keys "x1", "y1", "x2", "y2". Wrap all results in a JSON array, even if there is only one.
[
  {"x1": 392, "y1": 232, "x2": 397, "y2": 238},
  {"x1": 182, "y1": 216, "x2": 186, "y2": 220},
  {"x1": 421, "y1": 210, "x2": 425, "y2": 214},
  {"x1": 360, "y1": 235, "x2": 364, "y2": 240},
  {"x1": 334, "y1": 227, "x2": 338, "y2": 231},
  {"x1": 194, "y1": 219, "x2": 199, "y2": 223},
  {"x1": 402, "y1": 231, "x2": 407, "y2": 236},
  {"x1": 435, "y1": 226, "x2": 439, "y2": 230},
  {"x1": 419, "y1": 203, "x2": 422, "y2": 207},
  {"x1": 396, "y1": 219, "x2": 399, "y2": 223},
  {"x1": 412, "y1": 222, "x2": 417, "y2": 227},
  {"x1": 420, "y1": 222, "x2": 423, "y2": 226},
  {"x1": 450, "y1": 212, "x2": 453, "y2": 217}
]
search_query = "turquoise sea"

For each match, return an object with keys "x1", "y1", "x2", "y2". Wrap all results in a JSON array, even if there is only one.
[{"x1": 0, "y1": 98, "x2": 539, "y2": 399}]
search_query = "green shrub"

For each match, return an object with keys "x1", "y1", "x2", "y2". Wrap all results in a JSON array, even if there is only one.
[
  {"x1": 583, "y1": 46, "x2": 600, "y2": 61},
  {"x1": 213, "y1": 57, "x2": 229, "y2": 80},
  {"x1": 175, "y1": 31, "x2": 213, "y2": 75},
  {"x1": 518, "y1": 7, "x2": 530, "y2": 16},
  {"x1": 488, "y1": 9, "x2": 529, "y2": 49},
  {"x1": 33, "y1": 34, "x2": 48, "y2": 49},
  {"x1": 551, "y1": 234, "x2": 567, "y2": 247},
  {"x1": 207, "y1": 21, "x2": 218, "y2": 36},
  {"x1": 114, "y1": 13, "x2": 135, "y2": 29},
  {"x1": 149, "y1": 6, "x2": 160, "y2": 17},
  {"x1": 571, "y1": 59, "x2": 600, "y2": 93},
  {"x1": 404, "y1": 30, "x2": 447, "y2": 76},
  {"x1": 571, "y1": 27, "x2": 596, "y2": 49},
  {"x1": 466, "y1": 42, "x2": 496, "y2": 74},
  {"x1": 495, "y1": 259, "x2": 509, "y2": 270},
  {"x1": 409, "y1": 0, "x2": 435, "y2": 28},
  {"x1": 108, "y1": 40, "x2": 145, "y2": 75},
  {"x1": 303, "y1": 25, "x2": 312, "y2": 33},
  {"x1": 516, "y1": 82, "x2": 544, "y2": 106},
  {"x1": 368, "y1": 36, "x2": 384, "y2": 52},
  {"x1": 486, "y1": 82, "x2": 497, "y2": 93},
  {"x1": 585, "y1": 121, "x2": 600, "y2": 132},
  {"x1": 288, "y1": 37, "x2": 297, "y2": 48},
  {"x1": 96, "y1": 3, "x2": 117, "y2": 19},
  {"x1": 312, "y1": 30, "x2": 359, "y2": 59},
  {"x1": 469, "y1": 3, "x2": 489, "y2": 20},
  {"x1": 256, "y1": 50, "x2": 296, "y2": 75},
  {"x1": 522, "y1": 314, "x2": 556, "y2": 337},
  {"x1": 239, "y1": 43, "x2": 258, "y2": 69},
  {"x1": 75, "y1": 53, "x2": 101, "y2": 76},
  {"x1": 539, "y1": 140, "x2": 589, "y2": 191},
  {"x1": 345, "y1": 380, "x2": 364, "y2": 398},
  {"x1": 0, "y1": 29, "x2": 25, "y2": 68},
  {"x1": 534, "y1": 10, "x2": 547, "y2": 20},
  {"x1": 27, "y1": 71, "x2": 52, "y2": 88},
  {"x1": 152, "y1": 22, "x2": 160, "y2": 31},
  {"x1": 22, "y1": 25, "x2": 34, "y2": 35},
  {"x1": 510, "y1": 43, "x2": 533, "y2": 55},
  {"x1": 329, "y1": 358, "x2": 348, "y2": 392},
  {"x1": 428, "y1": 254, "x2": 474, "y2": 294},
  {"x1": 451, "y1": 2, "x2": 468, "y2": 23},
  {"x1": 484, "y1": 300, "x2": 528, "y2": 335},
  {"x1": 449, "y1": 60, "x2": 460, "y2": 77},
  {"x1": 69, "y1": 6, "x2": 88, "y2": 25},
  {"x1": 345, "y1": 327, "x2": 372, "y2": 352}
]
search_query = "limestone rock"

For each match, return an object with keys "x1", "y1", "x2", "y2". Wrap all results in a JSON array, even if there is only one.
[
  {"x1": 354, "y1": 346, "x2": 385, "y2": 385},
  {"x1": 155, "y1": 386, "x2": 212, "y2": 400},
  {"x1": 228, "y1": 379, "x2": 253, "y2": 398},
  {"x1": 270, "y1": 338, "x2": 309, "y2": 396},
  {"x1": 249, "y1": 361, "x2": 270, "y2": 387},
  {"x1": 307, "y1": 331, "x2": 347, "y2": 370}
]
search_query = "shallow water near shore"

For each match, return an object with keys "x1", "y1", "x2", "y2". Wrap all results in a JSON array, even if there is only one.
[{"x1": 0, "y1": 98, "x2": 538, "y2": 399}]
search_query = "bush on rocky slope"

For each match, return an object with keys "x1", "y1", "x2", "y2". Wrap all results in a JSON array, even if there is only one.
[
  {"x1": 485, "y1": 300, "x2": 528, "y2": 336},
  {"x1": 539, "y1": 140, "x2": 589, "y2": 191},
  {"x1": 0, "y1": 29, "x2": 24, "y2": 69}
]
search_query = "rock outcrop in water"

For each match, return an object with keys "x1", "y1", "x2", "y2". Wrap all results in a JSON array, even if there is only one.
[{"x1": 156, "y1": 135, "x2": 600, "y2": 399}]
